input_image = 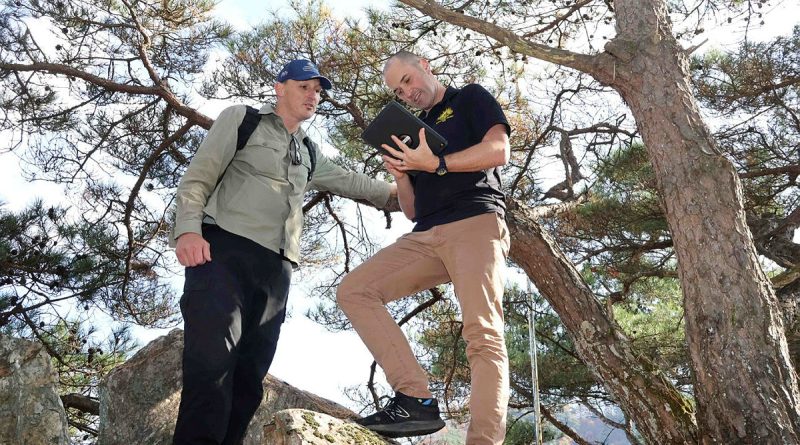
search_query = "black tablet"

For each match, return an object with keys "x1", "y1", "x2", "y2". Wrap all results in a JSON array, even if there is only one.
[{"x1": 361, "y1": 101, "x2": 448, "y2": 159}]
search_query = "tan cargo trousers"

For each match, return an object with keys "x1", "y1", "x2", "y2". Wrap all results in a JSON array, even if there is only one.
[{"x1": 337, "y1": 212, "x2": 510, "y2": 445}]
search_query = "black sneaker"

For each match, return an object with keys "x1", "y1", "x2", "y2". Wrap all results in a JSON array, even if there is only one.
[{"x1": 355, "y1": 392, "x2": 446, "y2": 438}]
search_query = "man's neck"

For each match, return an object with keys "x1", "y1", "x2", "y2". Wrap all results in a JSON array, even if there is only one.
[
  {"x1": 423, "y1": 82, "x2": 447, "y2": 113},
  {"x1": 273, "y1": 104, "x2": 301, "y2": 134}
]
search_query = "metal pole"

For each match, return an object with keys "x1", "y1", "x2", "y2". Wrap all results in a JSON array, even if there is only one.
[{"x1": 527, "y1": 285, "x2": 542, "y2": 445}]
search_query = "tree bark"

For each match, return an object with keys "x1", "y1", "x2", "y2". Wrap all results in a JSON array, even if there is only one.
[
  {"x1": 60, "y1": 393, "x2": 100, "y2": 416},
  {"x1": 507, "y1": 201, "x2": 697, "y2": 444},
  {"x1": 597, "y1": 1, "x2": 800, "y2": 442}
]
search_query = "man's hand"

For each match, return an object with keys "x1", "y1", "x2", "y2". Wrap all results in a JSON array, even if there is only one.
[
  {"x1": 381, "y1": 128, "x2": 438, "y2": 174},
  {"x1": 382, "y1": 155, "x2": 407, "y2": 180},
  {"x1": 175, "y1": 232, "x2": 212, "y2": 267}
]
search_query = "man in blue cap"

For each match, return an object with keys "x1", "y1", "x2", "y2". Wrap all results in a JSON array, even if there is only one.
[{"x1": 171, "y1": 59, "x2": 395, "y2": 445}]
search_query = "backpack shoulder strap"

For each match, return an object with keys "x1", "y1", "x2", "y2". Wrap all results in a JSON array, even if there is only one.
[
  {"x1": 236, "y1": 106, "x2": 262, "y2": 151},
  {"x1": 302, "y1": 136, "x2": 317, "y2": 182},
  {"x1": 214, "y1": 106, "x2": 261, "y2": 192}
]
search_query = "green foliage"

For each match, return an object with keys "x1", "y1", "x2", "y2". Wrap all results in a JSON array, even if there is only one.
[
  {"x1": 555, "y1": 141, "x2": 676, "y2": 312},
  {"x1": 692, "y1": 29, "x2": 800, "y2": 211},
  {"x1": 613, "y1": 277, "x2": 688, "y2": 384},
  {"x1": 0, "y1": 200, "x2": 173, "y2": 440},
  {"x1": 504, "y1": 287, "x2": 598, "y2": 407},
  {"x1": 43, "y1": 320, "x2": 135, "y2": 438},
  {"x1": 1, "y1": 200, "x2": 178, "y2": 327},
  {"x1": 575, "y1": 143, "x2": 667, "y2": 238},
  {"x1": 692, "y1": 27, "x2": 800, "y2": 113},
  {"x1": 504, "y1": 414, "x2": 560, "y2": 444}
]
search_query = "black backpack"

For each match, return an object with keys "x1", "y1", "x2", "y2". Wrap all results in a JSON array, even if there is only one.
[{"x1": 235, "y1": 105, "x2": 317, "y2": 181}]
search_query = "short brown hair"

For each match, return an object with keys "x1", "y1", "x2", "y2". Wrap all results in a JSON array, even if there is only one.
[{"x1": 383, "y1": 50, "x2": 423, "y2": 77}]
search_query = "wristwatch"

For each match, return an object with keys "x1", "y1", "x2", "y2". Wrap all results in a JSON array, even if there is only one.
[{"x1": 436, "y1": 155, "x2": 448, "y2": 176}]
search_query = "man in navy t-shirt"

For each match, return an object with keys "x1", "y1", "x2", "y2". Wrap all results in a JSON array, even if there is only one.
[{"x1": 338, "y1": 50, "x2": 511, "y2": 445}]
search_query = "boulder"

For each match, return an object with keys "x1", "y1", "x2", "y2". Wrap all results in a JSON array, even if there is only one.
[
  {"x1": 99, "y1": 328, "x2": 359, "y2": 445},
  {"x1": 263, "y1": 409, "x2": 396, "y2": 445},
  {"x1": 0, "y1": 334, "x2": 69, "y2": 445},
  {"x1": 0, "y1": 329, "x2": 452, "y2": 444}
]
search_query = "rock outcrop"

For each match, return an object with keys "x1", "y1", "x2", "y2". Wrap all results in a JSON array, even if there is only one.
[
  {"x1": 0, "y1": 334, "x2": 69, "y2": 445},
  {"x1": 263, "y1": 409, "x2": 396, "y2": 445},
  {"x1": 0, "y1": 329, "x2": 406, "y2": 444},
  {"x1": 99, "y1": 328, "x2": 369, "y2": 445}
]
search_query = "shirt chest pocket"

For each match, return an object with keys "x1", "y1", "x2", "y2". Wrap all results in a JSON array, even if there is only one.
[
  {"x1": 237, "y1": 133, "x2": 312, "y2": 188},
  {"x1": 237, "y1": 133, "x2": 288, "y2": 179}
]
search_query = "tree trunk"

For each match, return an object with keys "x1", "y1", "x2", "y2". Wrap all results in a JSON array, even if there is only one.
[
  {"x1": 598, "y1": 1, "x2": 800, "y2": 442},
  {"x1": 506, "y1": 201, "x2": 697, "y2": 444}
]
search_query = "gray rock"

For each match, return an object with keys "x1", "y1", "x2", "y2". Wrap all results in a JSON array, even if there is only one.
[
  {"x1": 263, "y1": 409, "x2": 395, "y2": 445},
  {"x1": 99, "y1": 328, "x2": 357, "y2": 445},
  {"x1": 0, "y1": 334, "x2": 69, "y2": 445}
]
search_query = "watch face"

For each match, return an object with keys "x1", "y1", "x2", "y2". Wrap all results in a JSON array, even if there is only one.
[{"x1": 436, "y1": 156, "x2": 447, "y2": 176}]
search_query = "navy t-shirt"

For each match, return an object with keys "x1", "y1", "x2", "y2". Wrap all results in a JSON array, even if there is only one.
[{"x1": 410, "y1": 84, "x2": 510, "y2": 232}]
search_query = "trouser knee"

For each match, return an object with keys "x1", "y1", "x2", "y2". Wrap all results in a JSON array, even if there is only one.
[
  {"x1": 463, "y1": 326, "x2": 506, "y2": 357},
  {"x1": 336, "y1": 274, "x2": 363, "y2": 312}
]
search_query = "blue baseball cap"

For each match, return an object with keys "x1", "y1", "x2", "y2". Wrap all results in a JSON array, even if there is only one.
[{"x1": 276, "y1": 59, "x2": 332, "y2": 90}]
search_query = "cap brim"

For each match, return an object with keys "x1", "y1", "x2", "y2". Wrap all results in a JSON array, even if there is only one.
[
  {"x1": 297, "y1": 74, "x2": 332, "y2": 90},
  {"x1": 314, "y1": 75, "x2": 333, "y2": 90}
]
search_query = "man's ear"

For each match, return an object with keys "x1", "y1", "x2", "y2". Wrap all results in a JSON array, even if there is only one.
[
  {"x1": 420, "y1": 58, "x2": 432, "y2": 74},
  {"x1": 275, "y1": 82, "x2": 284, "y2": 97}
]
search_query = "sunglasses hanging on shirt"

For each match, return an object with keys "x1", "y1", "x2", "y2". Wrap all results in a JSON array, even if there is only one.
[{"x1": 289, "y1": 136, "x2": 302, "y2": 166}]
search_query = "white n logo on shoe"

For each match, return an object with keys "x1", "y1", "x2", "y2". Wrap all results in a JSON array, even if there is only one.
[{"x1": 386, "y1": 405, "x2": 411, "y2": 420}]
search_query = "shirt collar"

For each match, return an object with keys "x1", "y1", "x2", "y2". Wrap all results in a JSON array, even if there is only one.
[
  {"x1": 422, "y1": 86, "x2": 458, "y2": 119},
  {"x1": 441, "y1": 86, "x2": 458, "y2": 102},
  {"x1": 257, "y1": 103, "x2": 308, "y2": 138},
  {"x1": 258, "y1": 103, "x2": 277, "y2": 115}
]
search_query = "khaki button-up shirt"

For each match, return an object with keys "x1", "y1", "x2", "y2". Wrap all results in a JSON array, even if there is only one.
[{"x1": 171, "y1": 104, "x2": 391, "y2": 264}]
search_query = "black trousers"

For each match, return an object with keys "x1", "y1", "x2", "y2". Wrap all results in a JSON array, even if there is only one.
[{"x1": 173, "y1": 224, "x2": 291, "y2": 445}]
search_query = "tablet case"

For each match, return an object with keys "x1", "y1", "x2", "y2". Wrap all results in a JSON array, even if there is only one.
[{"x1": 361, "y1": 101, "x2": 448, "y2": 160}]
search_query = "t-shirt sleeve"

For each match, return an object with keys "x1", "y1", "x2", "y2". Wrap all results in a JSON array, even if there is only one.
[{"x1": 464, "y1": 83, "x2": 511, "y2": 138}]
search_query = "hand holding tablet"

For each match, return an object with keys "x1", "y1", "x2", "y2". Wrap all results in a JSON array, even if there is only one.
[{"x1": 361, "y1": 101, "x2": 448, "y2": 160}]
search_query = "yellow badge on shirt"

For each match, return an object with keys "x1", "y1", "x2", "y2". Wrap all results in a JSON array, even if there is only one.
[{"x1": 436, "y1": 107, "x2": 454, "y2": 124}]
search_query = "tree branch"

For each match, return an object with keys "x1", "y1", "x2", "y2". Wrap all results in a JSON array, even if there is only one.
[
  {"x1": 61, "y1": 393, "x2": 100, "y2": 416},
  {"x1": 323, "y1": 194, "x2": 351, "y2": 272},
  {"x1": 0, "y1": 61, "x2": 213, "y2": 128},
  {"x1": 541, "y1": 404, "x2": 593, "y2": 445},
  {"x1": 396, "y1": 0, "x2": 597, "y2": 73}
]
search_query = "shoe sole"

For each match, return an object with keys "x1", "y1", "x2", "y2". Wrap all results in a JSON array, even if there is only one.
[{"x1": 364, "y1": 419, "x2": 446, "y2": 438}]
